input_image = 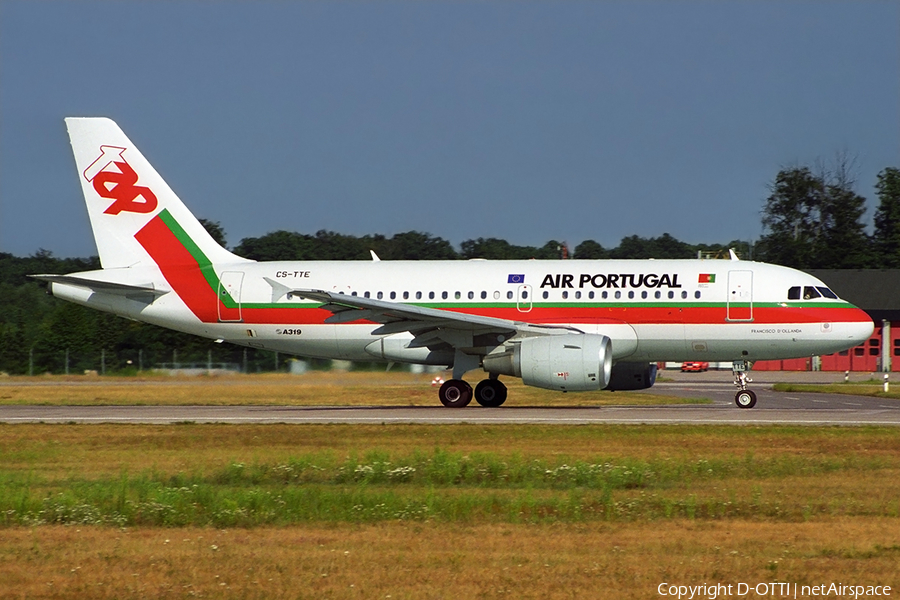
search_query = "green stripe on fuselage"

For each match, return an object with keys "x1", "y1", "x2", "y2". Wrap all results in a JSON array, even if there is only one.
[{"x1": 157, "y1": 209, "x2": 238, "y2": 308}]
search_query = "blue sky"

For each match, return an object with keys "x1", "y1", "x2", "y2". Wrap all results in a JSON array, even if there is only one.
[{"x1": 1, "y1": 1, "x2": 897, "y2": 258}]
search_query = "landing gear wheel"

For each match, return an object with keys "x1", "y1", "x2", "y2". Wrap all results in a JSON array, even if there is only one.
[
  {"x1": 439, "y1": 379, "x2": 473, "y2": 408},
  {"x1": 474, "y1": 379, "x2": 508, "y2": 407},
  {"x1": 735, "y1": 389, "x2": 757, "y2": 409}
]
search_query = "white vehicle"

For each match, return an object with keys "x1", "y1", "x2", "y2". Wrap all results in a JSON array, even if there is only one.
[{"x1": 33, "y1": 118, "x2": 874, "y2": 409}]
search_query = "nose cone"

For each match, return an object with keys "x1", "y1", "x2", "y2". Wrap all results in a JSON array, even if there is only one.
[{"x1": 845, "y1": 308, "x2": 875, "y2": 346}]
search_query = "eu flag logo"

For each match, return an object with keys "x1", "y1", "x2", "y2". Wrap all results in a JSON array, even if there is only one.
[{"x1": 507, "y1": 274, "x2": 525, "y2": 284}]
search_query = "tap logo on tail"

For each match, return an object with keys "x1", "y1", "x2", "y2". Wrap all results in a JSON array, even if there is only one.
[{"x1": 83, "y1": 146, "x2": 158, "y2": 215}]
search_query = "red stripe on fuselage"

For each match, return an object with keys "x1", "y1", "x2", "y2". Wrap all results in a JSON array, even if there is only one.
[
  {"x1": 134, "y1": 215, "x2": 870, "y2": 327},
  {"x1": 134, "y1": 216, "x2": 221, "y2": 323}
]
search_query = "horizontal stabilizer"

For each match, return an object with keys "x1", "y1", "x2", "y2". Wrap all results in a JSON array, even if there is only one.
[{"x1": 30, "y1": 274, "x2": 169, "y2": 297}]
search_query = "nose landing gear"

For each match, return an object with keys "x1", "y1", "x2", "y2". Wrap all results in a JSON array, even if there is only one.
[{"x1": 732, "y1": 360, "x2": 757, "y2": 408}]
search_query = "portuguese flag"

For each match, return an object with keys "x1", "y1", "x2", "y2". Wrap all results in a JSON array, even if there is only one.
[{"x1": 698, "y1": 273, "x2": 716, "y2": 283}]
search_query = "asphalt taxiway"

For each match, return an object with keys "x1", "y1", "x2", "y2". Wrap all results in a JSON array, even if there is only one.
[{"x1": 1, "y1": 371, "x2": 898, "y2": 425}]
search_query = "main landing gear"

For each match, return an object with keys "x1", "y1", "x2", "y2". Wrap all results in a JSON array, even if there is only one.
[
  {"x1": 732, "y1": 360, "x2": 757, "y2": 409},
  {"x1": 438, "y1": 377, "x2": 508, "y2": 408}
]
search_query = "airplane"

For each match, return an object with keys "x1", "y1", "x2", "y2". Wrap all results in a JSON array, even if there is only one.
[{"x1": 32, "y1": 117, "x2": 875, "y2": 409}]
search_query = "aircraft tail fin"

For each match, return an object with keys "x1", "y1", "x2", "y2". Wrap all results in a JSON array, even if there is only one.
[{"x1": 65, "y1": 117, "x2": 249, "y2": 270}]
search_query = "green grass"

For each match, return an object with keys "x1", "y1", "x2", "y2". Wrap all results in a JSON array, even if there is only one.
[
  {"x1": 3, "y1": 429, "x2": 899, "y2": 527},
  {"x1": 773, "y1": 381, "x2": 900, "y2": 400}
]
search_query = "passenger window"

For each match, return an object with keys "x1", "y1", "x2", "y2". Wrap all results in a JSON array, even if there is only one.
[
  {"x1": 562, "y1": 291, "x2": 568, "y2": 299},
  {"x1": 589, "y1": 291, "x2": 595, "y2": 299},
  {"x1": 641, "y1": 291, "x2": 648, "y2": 299},
  {"x1": 803, "y1": 286, "x2": 821, "y2": 299},
  {"x1": 628, "y1": 291, "x2": 635, "y2": 299},
  {"x1": 507, "y1": 291, "x2": 513, "y2": 300},
  {"x1": 429, "y1": 291, "x2": 435, "y2": 300},
  {"x1": 522, "y1": 290, "x2": 528, "y2": 299},
  {"x1": 364, "y1": 291, "x2": 371, "y2": 298},
  {"x1": 655, "y1": 291, "x2": 661, "y2": 299},
  {"x1": 575, "y1": 291, "x2": 581, "y2": 299},
  {"x1": 667, "y1": 291, "x2": 674, "y2": 299},
  {"x1": 416, "y1": 291, "x2": 422, "y2": 300},
  {"x1": 494, "y1": 291, "x2": 501, "y2": 300},
  {"x1": 390, "y1": 291, "x2": 397, "y2": 300},
  {"x1": 352, "y1": 291, "x2": 358, "y2": 297},
  {"x1": 542, "y1": 291, "x2": 549, "y2": 299},
  {"x1": 681, "y1": 291, "x2": 688, "y2": 299},
  {"x1": 467, "y1": 291, "x2": 474, "y2": 300},
  {"x1": 402, "y1": 291, "x2": 409, "y2": 300},
  {"x1": 481, "y1": 291, "x2": 487, "y2": 300},
  {"x1": 788, "y1": 286, "x2": 801, "y2": 300},
  {"x1": 442, "y1": 291, "x2": 448, "y2": 300},
  {"x1": 817, "y1": 287, "x2": 838, "y2": 299},
  {"x1": 614, "y1": 291, "x2": 621, "y2": 299},
  {"x1": 602, "y1": 291, "x2": 608, "y2": 299},
  {"x1": 694, "y1": 291, "x2": 701, "y2": 299},
  {"x1": 455, "y1": 291, "x2": 461, "y2": 300},
  {"x1": 377, "y1": 292, "x2": 383, "y2": 300}
]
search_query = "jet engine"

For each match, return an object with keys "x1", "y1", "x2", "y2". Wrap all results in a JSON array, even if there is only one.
[
  {"x1": 606, "y1": 362, "x2": 658, "y2": 391},
  {"x1": 482, "y1": 334, "x2": 612, "y2": 391}
]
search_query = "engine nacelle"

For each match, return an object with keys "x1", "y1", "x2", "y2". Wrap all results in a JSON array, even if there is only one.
[
  {"x1": 483, "y1": 334, "x2": 612, "y2": 391},
  {"x1": 606, "y1": 362, "x2": 658, "y2": 391}
]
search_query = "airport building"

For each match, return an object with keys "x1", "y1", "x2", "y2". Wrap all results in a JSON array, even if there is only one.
[{"x1": 753, "y1": 270, "x2": 900, "y2": 372}]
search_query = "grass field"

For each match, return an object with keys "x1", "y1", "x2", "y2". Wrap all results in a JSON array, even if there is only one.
[
  {"x1": 0, "y1": 372, "x2": 709, "y2": 407},
  {"x1": 1, "y1": 422, "x2": 899, "y2": 598},
  {"x1": 774, "y1": 381, "x2": 900, "y2": 400},
  {"x1": 1, "y1": 375, "x2": 898, "y2": 598}
]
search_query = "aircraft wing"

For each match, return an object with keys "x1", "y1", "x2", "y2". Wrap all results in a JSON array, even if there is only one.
[
  {"x1": 292, "y1": 288, "x2": 580, "y2": 339},
  {"x1": 29, "y1": 274, "x2": 169, "y2": 298}
]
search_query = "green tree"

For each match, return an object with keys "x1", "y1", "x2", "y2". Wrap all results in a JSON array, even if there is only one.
[
  {"x1": 233, "y1": 231, "x2": 316, "y2": 261},
  {"x1": 873, "y1": 167, "x2": 900, "y2": 268},
  {"x1": 378, "y1": 231, "x2": 457, "y2": 260},
  {"x1": 573, "y1": 240, "x2": 608, "y2": 259},
  {"x1": 609, "y1": 233, "x2": 694, "y2": 259},
  {"x1": 199, "y1": 219, "x2": 228, "y2": 248},
  {"x1": 756, "y1": 160, "x2": 872, "y2": 269},
  {"x1": 460, "y1": 238, "x2": 566, "y2": 260}
]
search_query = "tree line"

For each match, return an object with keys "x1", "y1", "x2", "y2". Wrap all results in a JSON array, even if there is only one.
[{"x1": 0, "y1": 164, "x2": 897, "y2": 375}]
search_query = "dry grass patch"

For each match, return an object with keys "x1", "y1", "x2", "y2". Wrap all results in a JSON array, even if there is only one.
[
  {"x1": 0, "y1": 372, "x2": 706, "y2": 407},
  {"x1": 1, "y1": 519, "x2": 898, "y2": 599}
]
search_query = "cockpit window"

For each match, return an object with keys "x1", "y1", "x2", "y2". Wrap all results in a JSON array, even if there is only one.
[
  {"x1": 816, "y1": 286, "x2": 838, "y2": 299},
  {"x1": 803, "y1": 286, "x2": 821, "y2": 299},
  {"x1": 788, "y1": 286, "x2": 801, "y2": 300}
]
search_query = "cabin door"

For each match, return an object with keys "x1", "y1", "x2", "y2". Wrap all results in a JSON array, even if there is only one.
[
  {"x1": 726, "y1": 270, "x2": 753, "y2": 321},
  {"x1": 218, "y1": 271, "x2": 244, "y2": 322}
]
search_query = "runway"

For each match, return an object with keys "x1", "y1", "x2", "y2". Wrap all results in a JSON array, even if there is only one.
[
  {"x1": 2, "y1": 403, "x2": 900, "y2": 425},
  {"x1": 2, "y1": 372, "x2": 899, "y2": 425}
]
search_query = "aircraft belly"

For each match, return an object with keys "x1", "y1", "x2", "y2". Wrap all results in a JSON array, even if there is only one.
[
  {"x1": 680, "y1": 322, "x2": 873, "y2": 362},
  {"x1": 627, "y1": 324, "x2": 687, "y2": 361}
]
